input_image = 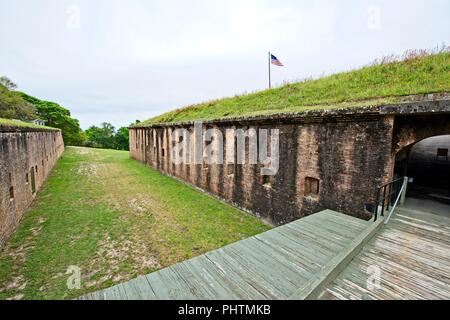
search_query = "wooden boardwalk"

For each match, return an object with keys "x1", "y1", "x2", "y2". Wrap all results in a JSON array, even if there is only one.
[
  {"x1": 80, "y1": 210, "x2": 371, "y2": 300},
  {"x1": 319, "y1": 207, "x2": 450, "y2": 300}
]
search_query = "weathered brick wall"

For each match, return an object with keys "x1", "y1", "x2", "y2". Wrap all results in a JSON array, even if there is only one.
[
  {"x1": 130, "y1": 100, "x2": 450, "y2": 226},
  {"x1": 0, "y1": 127, "x2": 64, "y2": 249},
  {"x1": 130, "y1": 113, "x2": 394, "y2": 225}
]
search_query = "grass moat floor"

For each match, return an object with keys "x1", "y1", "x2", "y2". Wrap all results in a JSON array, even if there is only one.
[{"x1": 0, "y1": 147, "x2": 270, "y2": 300}]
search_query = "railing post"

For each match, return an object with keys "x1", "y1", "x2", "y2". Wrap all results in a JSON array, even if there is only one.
[
  {"x1": 400, "y1": 176, "x2": 408, "y2": 206},
  {"x1": 381, "y1": 185, "x2": 387, "y2": 216},
  {"x1": 374, "y1": 187, "x2": 380, "y2": 222}
]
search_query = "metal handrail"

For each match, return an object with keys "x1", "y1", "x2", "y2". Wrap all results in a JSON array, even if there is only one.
[
  {"x1": 373, "y1": 176, "x2": 408, "y2": 222},
  {"x1": 384, "y1": 179, "x2": 407, "y2": 224}
]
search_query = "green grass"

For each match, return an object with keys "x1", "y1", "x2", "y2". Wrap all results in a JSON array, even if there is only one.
[
  {"x1": 0, "y1": 147, "x2": 270, "y2": 300},
  {"x1": 0, "y1": 118, "x2": 58, "y2": 131},
  {"x1": 140, "y1": 51, "x2": 450, "y2": 125}
]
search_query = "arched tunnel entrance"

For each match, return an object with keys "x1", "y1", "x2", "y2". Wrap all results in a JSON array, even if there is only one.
[{"x1": 394, "y1": 135, "x2": 450, "y2": 217}]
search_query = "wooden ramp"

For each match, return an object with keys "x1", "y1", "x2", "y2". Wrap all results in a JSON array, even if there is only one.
[
  {"x1": 80, "y1": 210, "x2": 372, "y2": 300},
  {"x1": 319, "y1": 207, "x2": 450, "y2": 300}
]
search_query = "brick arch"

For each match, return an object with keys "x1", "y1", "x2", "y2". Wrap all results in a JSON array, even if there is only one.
[{"x1": 392, "y1": 114, "x2": 450, "y2": 154}]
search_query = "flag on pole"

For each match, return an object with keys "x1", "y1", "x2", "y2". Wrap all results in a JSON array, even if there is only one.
[
  {"x1": 270, "y1": 54, "x2": 284, "y2": 67},
  {"x1": 268, "y1": 52, "x2": 284, "y2": 89}
]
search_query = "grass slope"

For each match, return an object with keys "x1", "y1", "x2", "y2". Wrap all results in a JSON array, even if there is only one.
[
  {"x1": 141, "y1": 51, "x2": 450, "y2": 125},
  {"x1": 0, "y1": 147, "x2": 270, "y2": 300},
  {"x1": 0, "y1": 118, "x2": 58, "y2": 131}
]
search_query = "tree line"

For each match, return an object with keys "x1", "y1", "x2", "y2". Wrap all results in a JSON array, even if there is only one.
[
  {"x1": 85, "y1": 122, "x2": 135, "y2": 151},
  {"x1": 0, "y1": 75, "x2": 133, "y2": 150}
]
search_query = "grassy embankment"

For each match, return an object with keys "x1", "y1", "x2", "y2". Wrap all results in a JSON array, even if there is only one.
[
  {"x1": 141, "y1": 50, "x2": 450, "y2": 125},
  {"x1": 0, "y1": 147, "x2": 270, "y2": 300},
  {"x1": 0, "y1": 118, "x2": 58, "y2": 131}
]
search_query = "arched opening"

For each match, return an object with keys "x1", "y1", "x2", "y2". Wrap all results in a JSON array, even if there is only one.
[{"x1": 394, "y1": 135, "x2": 450, "y2": 217}]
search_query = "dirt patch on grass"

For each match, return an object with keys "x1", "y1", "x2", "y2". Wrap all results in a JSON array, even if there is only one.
[
  {"x1": 0, "y1": 217, "x2": 46, "y2": 299},
  {"x1": 84, "y1": 233, "x2": 161, "y2": 288},
  {"x1": 76, "y1": 162, "x2": 167, "y2": 289},
  {"x1": 75, "y1": 162, "x2": 102, "y2": 178},
  {"x1": 71, "y1": 147, "x2": 94, "y2": 156},
  {"x1": 127, "y1": 198, "x2": 149, "y2": 214}
]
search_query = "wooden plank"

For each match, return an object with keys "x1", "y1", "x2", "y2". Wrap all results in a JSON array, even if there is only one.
[
  {"x1": 205, "y1": 248, "x2": 286, "y2": 299},
  {"x1": 299, "y1": 219, "x2": 359, "y2": 242},
  {"x1": 253, "y1": 234, "x2": 321, "y2": 274},
  {"x1": 289, "y1": 217, "x2": 384, "y2": 300},
  {"x1": 357, "y1": 253, "x2": 449, "y2": 299},
  {"x1": 319, "y1": 210, "x2": 370, "y2": 228},
  {"x1": 281, "y1": 223, "x2": 348, "y2": 251},
  {"x1": 126, "y1": 275, "x2": 158, "y2": 300},
  {"x1": 257, "y1": 231, "x2": 331, "y2": 269},
  {"x1": 102, "y1": 284, "x2": 126, "y2": 300},
  {"x1": 181, "y1": 255, "x2": 250, "y2": 299},
  {"x1": 144, "y1": 270, "x2": 179, "y2": 299},
  {"x1": 277, "y1": 219, "x2": 349, "y2": 251},
  {"x1": 157, "y1": 265, "x2": 203, "y2": 299},
  {"x1": 328, "y1": 258, "x2": 437, "y2": 300},
  {"x1": 283, "y1": 222, "x2": 351, "y2": 249},
  {"x1": 312, "y1": 211, "x2": 369, "y2": 232},
  {"x1": 221, "y1": 244, "x2": 299, "y2": 294},
  {"x1": 286, "y1": 210, "x2": 365, "y2": 234},
  {"x1": 287, "y1": 217, "x2": 357, "y2": 243},
  {"x1": 321, "y1": 207, "x2": 450, "y2": 300},
  {"x1": 235, "y1": 238, "x2": 310, "y2": 286},
  {"x1": 168, "y1": 261, "x2": 218, "y2": 299},
  {"x1": 313, "y1": 217, "x2": 367, "y2": 236},
  {"x1": 262, "y1": 234, "x2": 326, "y2": 267},
  {"x1": 78, "y1": 290, "x2": 105, "y2": 300},
  {"x1": 178, "y1": 255, "x2": 256, "y2": 299}
]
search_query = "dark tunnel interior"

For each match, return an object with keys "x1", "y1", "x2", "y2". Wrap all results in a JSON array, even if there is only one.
[{"x1": 394, "y1": 135, "x2": 450, "y2": 216}]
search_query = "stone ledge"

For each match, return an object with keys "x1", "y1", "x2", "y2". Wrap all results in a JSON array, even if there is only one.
[{"x1": 380, "y1": 99, "x2": 450, "y2": 115}]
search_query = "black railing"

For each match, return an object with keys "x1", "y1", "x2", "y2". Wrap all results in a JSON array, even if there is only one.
[{"x1": 373, "y1": 177, "x2": 406, "y2": 222}]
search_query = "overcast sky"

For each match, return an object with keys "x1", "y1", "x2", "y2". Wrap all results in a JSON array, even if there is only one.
[{"x1": 0, "y1": 0, "x2": 449, "y2": 129}]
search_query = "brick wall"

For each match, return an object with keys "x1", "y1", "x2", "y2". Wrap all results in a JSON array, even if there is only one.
[
  {"x1": 130, "y1": 101, "x2": 450, "y2": 226},
  {"x1": 130, "y1": 114, "x2": 394, "y2": 225},
  {"x1": 0, "y1": 127, "x2": 64, "y2": 249}
]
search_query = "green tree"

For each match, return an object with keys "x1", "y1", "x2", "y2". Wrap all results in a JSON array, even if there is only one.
[
  {"x1": 18, "y1": 92, "x2": 85, "y2": 146},
  {"x1": 114, "y1": 126, "x2": 129, "y2": 150},
  {"x1": 63, "y1": 117, "x2": 87, "y2": 146},
  {"x1": 0, "y1": 79, "x2": 37, "y2": 120},
  {"x1": 85, "y1": 122, "x2": 116, "y2": 149},
  {"x1": 85, "y1": 122, "x2": 135, "y2": 150},
  {"x1": 0, "y1": 76, "x2": 17, "y2": 90}
]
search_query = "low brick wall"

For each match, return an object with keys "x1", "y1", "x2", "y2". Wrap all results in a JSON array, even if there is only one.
[{"x1": 0, "y1": 126, "x2": 64, "y2": 249}]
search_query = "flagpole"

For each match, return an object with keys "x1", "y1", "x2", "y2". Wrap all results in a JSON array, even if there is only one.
[{"x1": 268, "y1": 51, "x2": 271, "y2": 89}]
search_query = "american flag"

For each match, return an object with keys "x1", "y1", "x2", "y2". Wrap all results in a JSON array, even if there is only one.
[{"x1": 271, "y1": 54, "x2": 284, "y2": 66}]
